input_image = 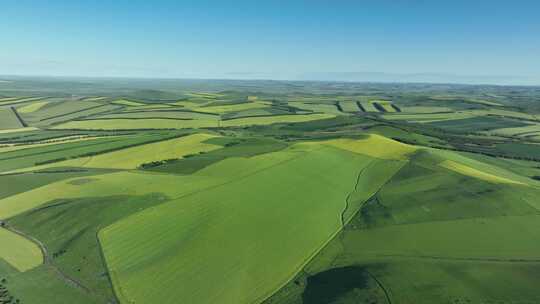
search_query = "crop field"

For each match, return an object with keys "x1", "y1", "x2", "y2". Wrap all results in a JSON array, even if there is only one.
[
  {"x1": 221, "y1": 113, "x2": 334, "y2": 127},
  {"x1": 100, "y1": 144, "x2": 374, "y2": 304},
  {"x1": 287, "y1": 102, "x2": 342, "y2": 115},
  {"x1": 400, "y1": 106, "x2": 453, "y2": 113},
  {"x1": 0, "y1": 108, "x2": 23, "y2": 129},
  {"x1": 2, "y1": 80, "x2": 540, "y2": 304},
  {"x1": 42, "y1": 133, "x2": 223, "y2": 170},
  {"x1": 338, "y1": 101, "x2": 360, "y2": 113},
  {"x1": 0, "y1": 132, "x2": 186, "y2": 173},
  {"x1": 195, "y1": 101, "x2": 270, "y2": 113},
  {"x1": 487, "y1": 123, "x2": 540, "y2": 137},
  {"x1": 51, "y1": 118, "x2": 220, "y2": 130},
  {"x1": 0, "y1": 97, "x2": 44, "y2": 106},
  {"x1": 427, "y1": 115, "x2": 530, "y2": 132},
  {"x1": 358, "y1": 101, "x2": 379, "y2": 112},
  {"x1": 94, "y1": 109, "x2": 218, "y2": 120},
  {"x1": 111, "y1": 99, "x2": 145, "y2": 106},
  {"x1": 0, "y1": 228, "x2": 42, "y2": 272},
  {"x1": 17, "y1": 101, "x2": 49, "y2": 113}
]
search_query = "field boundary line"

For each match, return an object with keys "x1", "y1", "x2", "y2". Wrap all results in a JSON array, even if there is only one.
[
  {"x1": 2, "y1": 224, "x2": 101, "y2": 297},
  {"x1": 10, "y1": 106, "x2": 28, "y2": 127},
  {"x1": 365, "y1": 270, "x2": 392, "y2": 304}
]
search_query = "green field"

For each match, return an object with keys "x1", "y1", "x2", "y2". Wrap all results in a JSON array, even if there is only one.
[
  {"x1": 338, "y1": 101, "x2": 360, "y2": 113},
  {"x1": 100, "y1": 144, "x2": 374, "y2": 304},
  {"x1": 17, "y1": 101, "x2": 49, "y2": 113},
  {"x1": 0, "y1": 228, "x2": 42, "y2": 272},
  {"x1": 52, "y1": 118, "x2": 220, "y2": 129},
  {"x1": 2, "y1": 80, "x2": 540, "y2": 304},
  {"x1": 0, "y1": 108, "x2": 23, "y2": 130}
]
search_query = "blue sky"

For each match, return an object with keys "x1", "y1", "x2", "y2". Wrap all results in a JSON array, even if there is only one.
[{"x1": 1, "y1": 0, "x2": 539, "y2": 84}]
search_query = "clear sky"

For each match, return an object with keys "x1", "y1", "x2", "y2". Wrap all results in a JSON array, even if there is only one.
[{"x1": 1, "y1": 0, "x2": 539, "y2": 85}]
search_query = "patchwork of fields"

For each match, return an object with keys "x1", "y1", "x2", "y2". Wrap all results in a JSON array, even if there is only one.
[{"x1": 1, "y1": 83, "x2": 540, "y2": 304}]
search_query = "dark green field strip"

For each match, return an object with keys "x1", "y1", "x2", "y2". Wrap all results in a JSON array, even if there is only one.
[
  {"x1": 372, "y1": 102, "x2": 387, "y2": 113},
  {"x1": 427, "y1": 116, "x2": 529, "y2": 132},
  {"x1": 144, "y1": 137, "x2": 288, "y2": 174},
  {"x1": 0, "y1": 108, "x2": 23, "y2": 130},
  {"x1": 494, "y1": 142, "x2": 540, "y2": 159},
  {"x1": 356, "y1": 102, "x2": 366, "y2": 112},
  {"x1": 10, "y1": 107, "x2": 27, "y2": 127},
  {"x1": 7, "y1": 193, "x2": 168, "y2": 303},
  {"x1": 335, "y1": 102, "x2": 344, "y2": 113}
]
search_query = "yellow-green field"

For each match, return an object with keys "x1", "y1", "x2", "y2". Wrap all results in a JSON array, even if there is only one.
[
  {"x1": 287, "y1": 102, "x2": 343, "y2": 115},
  {"x1": 221, "y1": 113, "x2": 334, "y2": 127},
  {"x1": 323, "y1": 134, "x2": 417, "y2": 160},
  {"x1": 195, "y1": 101, "x2": 270, "y2": 114},
  {"x1": 111, "y1": 99, "x2": 145, "y2": 106},
  {"x1": 99, "y1": 144, "x2": 372, "y2": 304},
  {"x1": 440, "y1": 159, "x2": 526, "y2": 185},
  {"x1": 0, "y1": 127, "x2": 39, "y2": 134},
  {"x1": 0, "y1": 97, "x2": 44, "y2": 106},
  {"x1": 17, "y1": 101, "x2": 49, "y2": 113},
  {"x1": 51, "y1": 118, "x2": 219, "y2": 129},
  {"x1": 0, "y1": 135, "x2": 114, "y2": 153},
  {"x1": 401, "y1": 106, "x2": 453, "y2": 113},
  {"x1": 359, "y1": 101, "x2": 379, "y2": 112},
  {"x1": 382, "y1": 111, "x2": 476, "y2": 123},
  {"x1": 486, "y1": 123, "x2": 540, "y2": 137},
  {"x1": 55, "y1": 133, "x2": 221, "y2": 169},
  {"x1": 0, "y1": 228, "x2": 42, "y2": 272}
]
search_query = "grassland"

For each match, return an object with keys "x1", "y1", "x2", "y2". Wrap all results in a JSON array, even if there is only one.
[
  {"x1": 323, "y1": 134, "x2": 417, "y2": 160},
  {"x1": 51, "y1": 118, "x2": 219, "y2": 129},
  {"x1": 287, "y1": 102, "x2": 342, "y2": 115},
  {"x1": 0, "y1": 132, "x2": 183, "y2": 173},
  {"x1": 359, "y1": 101, "x2": 379, "y2": 112},
  {"x1": 195, "y1": 101, "x2": 270, "y2": 113},
  {"x1": 0, "y1": 108, "x2": 23, "y2": 129},
  {"x1": 440, "y1": 159, "x2": 526, "y2": 185},
  {"x1": 2, "y1": 82, "x2": 540, "y2": 304},
  {"x1": 266, "y1": 146, "x2": 540, "y2": 304},
  {"x1": 17, "y1": 101, "x2": 49, "y2": 113},
  {"x1": 111, "y1": 99, "x2": 145, "y2": 106},
  {"x1": 43, "y1": 133, "x2": 222, "y2": 170},
  {"x1": 100, "y1": 144, "x2": 372, "y2": 304},
  {"x1": 338, "y1": 101, "x2": 360, "y2": 113},
  {"x1": 382, "y1": 111, "x2": 476, "y2": 123},
  {"x1": 221, "y1": 113, "x2": 334, "y2": 127},
  {"x1": 0, "y1": 228, "x2": 42, "y2": 272}
]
